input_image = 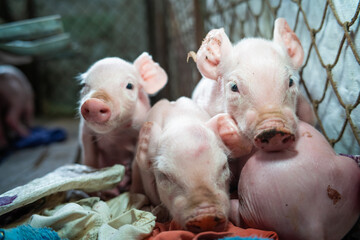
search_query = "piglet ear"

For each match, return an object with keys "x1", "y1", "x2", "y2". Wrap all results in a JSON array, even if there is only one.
[
  {"x1": 206, "y1": 113, "x2": 253, "y2": 158},
  {"x1": 296, "y1": 94, "x2": 317, "y2": 126},
  {"x1": 196, "y1": 28, "x2": 232, "y2": 80},
  {"x1": 134, "y1": 52, "x2": 168, "y2": 95},
  {"x1": 273, "y1": 18, "x2": 304, "y2": 69}
]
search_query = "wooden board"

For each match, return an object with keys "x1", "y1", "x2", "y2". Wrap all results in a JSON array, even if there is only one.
[{"x1": 0, "y1": 118, "x2": 80, "y2": 194}]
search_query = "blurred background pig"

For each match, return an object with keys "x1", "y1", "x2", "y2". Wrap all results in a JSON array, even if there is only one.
[
  {"x1": 0, "y1": 65, "x2": 34, "y2": 149},
  {"x1": 192, "y1": 18, "x2": 316, "y2": 152},
  {"x1": 131, "y1": 97, "x2": 245, "y2": 233},
  {"x1": 230, "y1": 121, "x2": 360, "y2": 240},
  {"x1": 79, "y1": 53, "x2": 167, "y2": 194}
]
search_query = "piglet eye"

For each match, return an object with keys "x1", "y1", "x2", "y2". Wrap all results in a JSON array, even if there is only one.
[
  {"x1": 157, "y1": 171, "x2": 172, "y2": 183},
  {"x1": 80, "y1": 83, "x2": 90, "y2": 96},
  {"x1": 126, "y1": 83, "x2": 134, "y2": 90},
  {"x1": 289, "y1": 77, "x2": 294, "y2": 87},
  {"x1": 230, "y1": 83, "x2": 239, "y2": 92}
]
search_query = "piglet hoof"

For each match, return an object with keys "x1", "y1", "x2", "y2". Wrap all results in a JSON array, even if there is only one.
[
  {"x1": 254, "y1": 128, "x2": 295, "y2": 152},
  {"x1": 185, "y1": 213, "x2": 227, "y2": 233},
  {"x1": 135, "y1": 121, "x2": 154, "y2": 169}
]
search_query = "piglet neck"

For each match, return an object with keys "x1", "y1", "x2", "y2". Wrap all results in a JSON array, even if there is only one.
[{"x1": 132, "y1": 88, "x2": 152, "y2": 130}]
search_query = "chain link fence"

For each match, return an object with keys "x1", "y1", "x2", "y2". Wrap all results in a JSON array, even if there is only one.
[{"x1": 165, "y1": 0, "x2": 360, "y2": 154}]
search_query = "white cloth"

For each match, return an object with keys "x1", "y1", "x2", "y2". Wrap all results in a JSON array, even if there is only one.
[
  {"x1": 29, "y1": 193, "x2": 156, "y2": 240},
  {"x1": 0, "y1": 164, "x2": 124, "y2": 216}
]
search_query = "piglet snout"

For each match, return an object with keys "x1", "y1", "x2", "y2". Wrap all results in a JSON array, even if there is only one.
[
  {"x1": 253, "y1": 118, "x2": 295, "y2": 151},
  {"x1": 185, "y1": 204, "x2": 227, "y2": 233},
  {"x1": 254, "y1": 128, "x2": 295, "y2": 151},
  {"x1": 81, "y1": 98, "x2": 111, "y2": 123}
]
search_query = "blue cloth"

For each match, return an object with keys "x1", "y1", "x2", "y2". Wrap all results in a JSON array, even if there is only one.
[
  {"x1": 0, "y1": 225, "x2": 62, "y2": 240},
  {"x1": 13, "y1": 127, "x2": 67, "y2": 149},
  {"x1": 0, "y1": 126, "x2": 67, "y2": 162}
]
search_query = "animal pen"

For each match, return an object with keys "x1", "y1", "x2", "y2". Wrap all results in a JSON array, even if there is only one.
[
  {"x1": 2, "y1": 0, "x2": 358, "y2": 154},
  {"x1": 0, "y1": 0, "x2": 360, "y2": 239}
]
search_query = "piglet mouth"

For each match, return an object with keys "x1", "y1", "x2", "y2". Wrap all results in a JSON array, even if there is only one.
[
  {"x1": 185, "y1": 208, "x2": 227, "y2": 233},
  {"x1": 254, "y1": 119, "x2": 295, "y2": 152},
  {"x1": 185, "y1": 214, "x2": 227, "y2": 233}
]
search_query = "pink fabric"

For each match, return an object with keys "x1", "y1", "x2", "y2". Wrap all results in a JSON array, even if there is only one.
[{"x1": 145, "y1": 221, "x2": 278, "y2": 240}]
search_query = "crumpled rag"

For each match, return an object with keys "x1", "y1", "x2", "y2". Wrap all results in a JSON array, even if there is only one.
[
  {"x1": 145, "y1": 220, "x2": 278, "y2": 240},
  {"x1": 28, "y1": 192, "x2": 156, "y2": 240}
]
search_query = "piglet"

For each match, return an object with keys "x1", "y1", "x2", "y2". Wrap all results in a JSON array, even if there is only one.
[
  {"x1": 79, "y1": 53, "x2": 167, "y2": 194},
  {"x1": 131, "y1": 97, "x2": 245, "y2": 233},
  {"x1": 0, "y1": 65, "x2": 34, "y2": 148},
  {"x1": 229, "y1": 121, "x2": 360, "y2": 240},
  {"x1": 192, "y1": 18, "x2": 316, "y2": 152}
]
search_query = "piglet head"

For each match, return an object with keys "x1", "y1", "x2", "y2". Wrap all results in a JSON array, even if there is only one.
[
  {"x1": 79, "y1": 53, "x2": 167, "y2": 134},
  {"x1": 136, "y1": 119, "x2": 232, "y2": 233},
  {"x1": 196, "y1": 18, "x2": 304, "y2": 151}
]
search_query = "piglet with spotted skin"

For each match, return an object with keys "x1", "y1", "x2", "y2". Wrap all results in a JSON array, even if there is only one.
[
  {"x1": 131, "y1": 97, "x2": 245, "y2": 233},
  {"x1": 79, "y1": 53, "x2": 167, "y2": 195},
  {"x1": 192, "y1": 18, "x2": 316, "y2": 152},
  {"x1": 230, "y1": 121, "x2": 360, "y2": 240}
]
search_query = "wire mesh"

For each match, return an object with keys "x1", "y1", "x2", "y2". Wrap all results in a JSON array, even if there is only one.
[{"x1": 166, "y1": 0, "x2": 360, "y2": 154}]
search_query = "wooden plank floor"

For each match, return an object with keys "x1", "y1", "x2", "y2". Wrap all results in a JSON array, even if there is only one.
[{"x1": 0, "y1": 118, "x2": 80, "y2": 194}]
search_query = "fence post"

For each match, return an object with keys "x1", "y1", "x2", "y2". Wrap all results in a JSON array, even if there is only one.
[
  {"x1": 193, "y1": 0, "x2": 205, "y2": 83},
  {"x1": 194, "y1": 0, "x2": 205, "y2": 48},
  {"x1": 145, "y1": 0, "x2": 171, "y2": 103}
]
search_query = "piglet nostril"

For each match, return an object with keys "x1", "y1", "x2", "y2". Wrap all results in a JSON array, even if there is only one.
[
  {"x1": 282, "y1": 136, "x2": 291, "y2": 144},
  {"x1": 81, "y1": 104, "x2": 90, "y2": 117},
  {"x1": 100, "y1": 108, "x2": 109, "y2": 114}
]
